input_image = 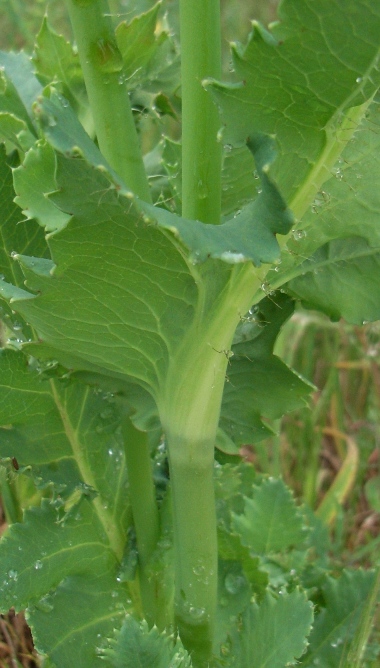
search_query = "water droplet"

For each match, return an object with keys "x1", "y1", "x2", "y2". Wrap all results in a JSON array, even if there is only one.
[
  {"x1": 189, "y1": 606, "x2": 206, "y2": 620},
  {"x1": 34, "y1": 560, "x2": 43, "y2": 570},
  {"x1": 224, "y1": 573, "x2": 245, "y2": 594},
  {"x1": 332, "y1": 166, "x2": 344, "y2": 180},
  {"x1": 253, "y1": 170, "x2": 259, "y2": 180},
  {"x1": 35, "y1": 596, "x2": 54, "y2": 613},
  {"x1": 292, "y1": 229, "x2": 307, "y2": 240},
  {"x1": 8, "y1": 570, "x2": 18, "y2": 581},
  {"x1": 312, "y1": 190, "x2": 330, "y2": 213},
  {"x1": 356, "y1": 76, "x2": 363, "y2": 83},
  {"x1": 224, "y1": 144, "x2": 233, "y2": 153},
  {"x1": 197, "y1": 179, "x2": 208, "y2": 200}
]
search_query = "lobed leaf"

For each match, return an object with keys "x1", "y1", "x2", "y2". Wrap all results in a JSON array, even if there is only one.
[
  {"x1": 225, "y1": 589, "x2": 313, "y2": 668},
  {"x1": 232, "y1": 477, "x2": 307, "y2": 554},
  {"x1": 207, "y1": 0, "x2": 380, "y2": 209},
  {"x1": 145, "y1": 133, "x2": 294, "y2": 266},
  {"x1": 102, "y1": 615, "x2": 192, "y2": 668},
  {"x1": 33, "y1": 18, "x2": 87, "y2": 111}
]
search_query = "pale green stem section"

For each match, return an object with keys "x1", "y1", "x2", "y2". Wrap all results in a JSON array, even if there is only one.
[
  {"x1": 121, "y1": 417, "x2": 161, "y2": 626},
  {"x1": 179, "y1": 0, "x2": 222, "y2": 223},
  {"x1": 64, "y1": 0, "x2": 152, "y2": 202},
  {"x1": 160, "y1": 263, "x2": 260, "y2": 665},
  {"x1": 50, "y1": 381, "x2": 125, "y2": 560},
  {"x1": 166, "y1": 434, "x2": 218, "y2": 666}
]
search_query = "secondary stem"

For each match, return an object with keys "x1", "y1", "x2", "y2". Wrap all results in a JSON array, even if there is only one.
[
  {"x1": 64, "y1": 0, "x2": 152, "y2": 202},
  {"x1": 179, "y1": 0, "x2": 222, "y2": 223},
  {"x1": 122, "y1": 417, "x2": 161, "y2": 626}
]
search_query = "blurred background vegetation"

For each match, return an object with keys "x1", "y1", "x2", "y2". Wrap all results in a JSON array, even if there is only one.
[{"x1": 0, "y1": 0, "x2": 379, "y2": 665}]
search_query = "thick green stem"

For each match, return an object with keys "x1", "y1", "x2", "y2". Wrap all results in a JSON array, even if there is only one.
[
  {"x1": 179, "y1": 0, "x2": 222, "y2": 223},
  {"x1": 161, "y1": 264, "x2": 260, "y2": 664},
  {"x1": 167, "y1": 435, "x2": 218, "y2": 666},
  {"x1": 122, "y1": 417, "x2": 161, "y2": 626},
  {"x1": 64, "y1": 0, "x2": 152, "y2": 202}
]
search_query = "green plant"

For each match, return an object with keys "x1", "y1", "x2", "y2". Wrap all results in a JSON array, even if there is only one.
[{"x1": 0, "y1": 0, "x2": 379, "y2": 666}]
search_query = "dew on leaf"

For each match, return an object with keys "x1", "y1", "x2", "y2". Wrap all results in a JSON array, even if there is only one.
[
  {"x1": 292, "y1": 229, "x2": 307, "y2": 240},
  {"x1": 193, "y1": 563, "x2": 206, "y2": 577},
  {"x1": 224, "y1": 573, "x2": 245, "y2": 594},
  {"x1": 197, "y1": 179, "x2": 208, "y2": 200},
  {"x1": 188, "y1": 606, "x2": 206, "y2": 620},
  {"x1": 8, "y1": 570, "x2": 18, "y2": 581},
  {"x1": 34, "y1": 560, "x2": 43, "y2": 570}
]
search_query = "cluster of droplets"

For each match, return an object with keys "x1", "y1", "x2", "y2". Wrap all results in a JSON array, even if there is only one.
[
  {"x1": 192, "y1": 560, "x2": 215, "y2": 587},
  {"x1": 332, "y1": 158, "x2": 345, "y2": 181}
]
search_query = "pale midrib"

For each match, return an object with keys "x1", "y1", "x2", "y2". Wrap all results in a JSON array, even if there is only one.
[
  {"x1": 281, "y1": 45, "x2": 380, "y2": 243},
  {"x1": 268, "y1": 245, "x2": 380, "y2": 291},
  {"x1": 49, "y1": 379, "x2": 124, "y2": 560}
]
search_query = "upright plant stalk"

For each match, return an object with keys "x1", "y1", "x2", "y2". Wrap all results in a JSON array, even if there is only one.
[
  {"x1": 64, "y1": 0, "x2": 152, "y2": 202},
  {"x1": 179, "y1": 0, "x2": 222, "y2": 224},
  {"x1": 162, "y1": 265, "x2": 259, "y2": 665},
  {"x1": 122, "y1": 418, "x2": 162, "y2": 626}
]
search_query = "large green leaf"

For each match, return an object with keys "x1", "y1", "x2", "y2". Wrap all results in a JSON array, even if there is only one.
[
  {"x1": 208, "y1": 0, "x2": 380, "y2": 210},
  {"x1": 0, "y1": 500, "x2": 129, "y2": 668},
  {"x1": 0, "y1": 347, "x2": 134, "y2": 666},
  {"x1": 263, "y1": 96, "x2": 380, "y2": 323},
  {"x1": 2, "y1": 151, "x2": 198, "y2": 394},
  {"x1": 35, "y1": 92, "x2": 293, "y2": 266},
  {"x1": 286, "y1": 237, "x2": 380, "y2": 324},
  {"x1": 0, "y1": 349, "x2": 129, "y2": 540},
  {"x1": 225, "y1": 589, "x2": 313, "y2": 668}
]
